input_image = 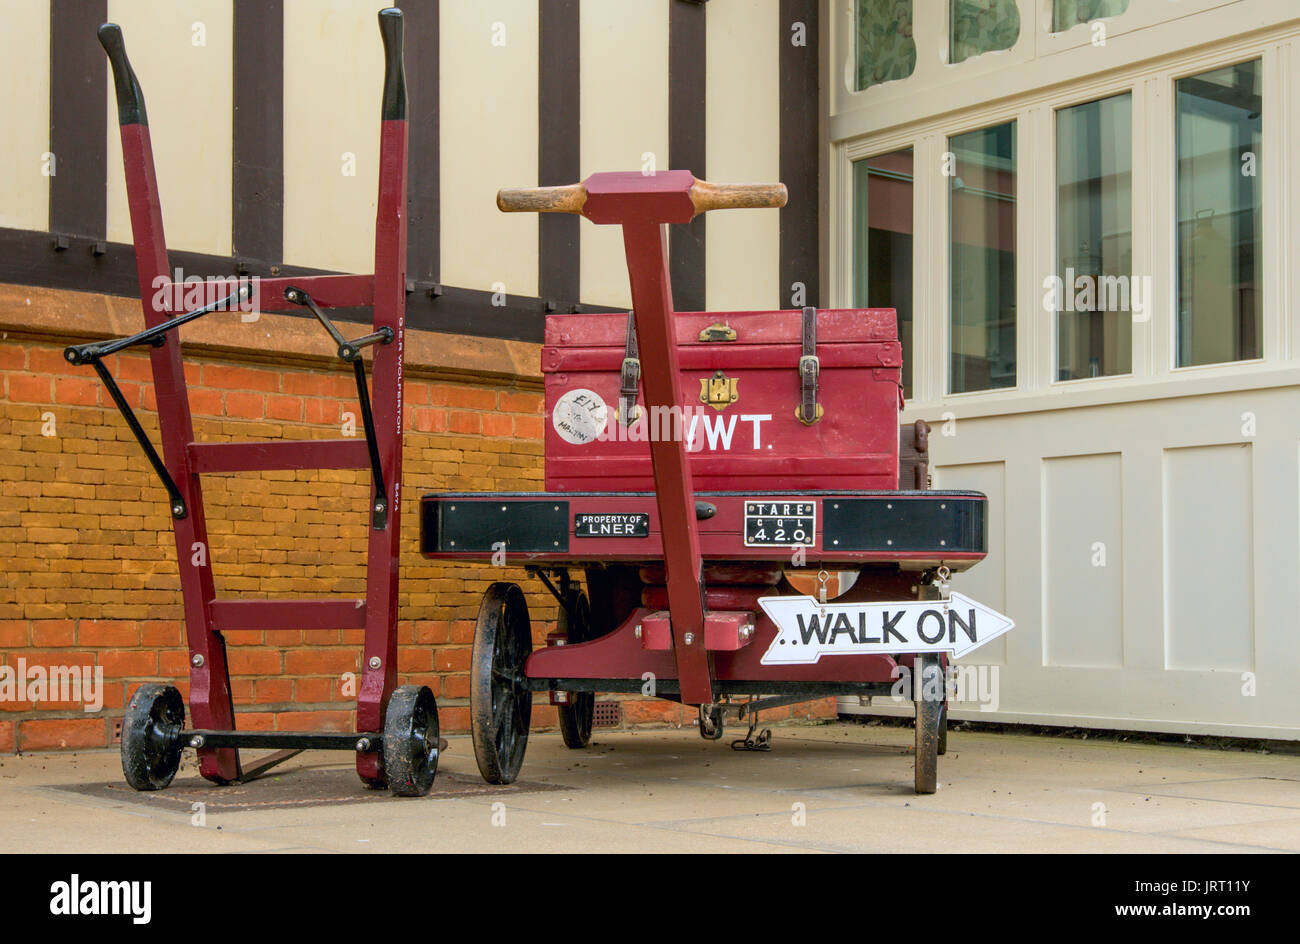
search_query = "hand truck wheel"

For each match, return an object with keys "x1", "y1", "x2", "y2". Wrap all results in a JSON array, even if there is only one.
[
  {"x1": 914, "y1": 659, "x2": 942, "y2": 795},
  {"x1": 471, "y1": 582, "x2": 534, "y2": 784},
  {"x1": 384, "y1": 685, "x2": 440, "y2": 797},
  {"x1": 121, "y1": 683, "x2": 185, "y2": 791},
  {"x1": 556, "y1": 588, "x2": 595, "y2": 749}
]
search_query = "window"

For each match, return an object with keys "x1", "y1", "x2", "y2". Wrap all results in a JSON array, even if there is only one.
[
  {"x1": 1175, "y1": 60, "x2": 1262, "y2": 367},
  {"x1": 853, "y1": 149, "x2": 914, "y2": 398},
  {"x1": 855, "y1": 1, "x2": 916, "y2": 92},
  {"x1": 950, "y1": 0, "x2": 1020, "y2": 65},
  {"x1": 1053, "y1": 0, "x2": 1130, "y2": 32},
  {"x1": 950, "y1": 122, "x2": 1016, "y2": 393},
  {"x1": 1056, "y1": 94, "x2": 1133, "y2": 380}
]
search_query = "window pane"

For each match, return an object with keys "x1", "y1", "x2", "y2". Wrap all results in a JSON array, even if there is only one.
[
  {"x1": 853, "y1": 149, "x2": 914, "y2": 398},
  {"x1": 1053, "y1": 0, "x2": 1130, "y2": 32},
  {"x1": 1056, "y1": 94, "x2": 1133, "y2": 380},
  {"x1": 950, "y1": 122, "x2": 1016, "y2": 393},
  {"x1": 855, "y1": 1, "x2": 916, "y2": 92},
  {"x1": 1176, "y1": 60, "x2": 1262, "y2": 367},
  {"x1": 950, "y1": 0, "x2": 1020, "y2": 65}
]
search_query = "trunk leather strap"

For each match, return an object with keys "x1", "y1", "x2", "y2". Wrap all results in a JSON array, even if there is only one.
[
  {"x1": 796, "y1": 306, "x2": 822, "y2": 425},
  {"x1": 619, "y1": 311, "x2": 641, "y2": 424}
]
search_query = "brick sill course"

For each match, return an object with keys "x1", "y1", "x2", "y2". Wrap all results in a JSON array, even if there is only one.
[{"x1": 0, "y1": 282, "x2": 543, "y2": 388}]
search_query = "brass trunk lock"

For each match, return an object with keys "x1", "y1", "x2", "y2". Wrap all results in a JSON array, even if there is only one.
[
  {"x1": 700, "y1": 370, "x2": 739, "y2": 411},
  {"x1": 698, "y1": 322, "x2": 737, "y2": 342}
]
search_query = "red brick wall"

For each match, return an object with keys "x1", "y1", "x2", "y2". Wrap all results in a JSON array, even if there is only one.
[
  {"x1": 0, "y1": 288, "x2": 835, "y2": 754},
  {"x1": 0, "y1": 332, "x2": 560, "y2": 751}
]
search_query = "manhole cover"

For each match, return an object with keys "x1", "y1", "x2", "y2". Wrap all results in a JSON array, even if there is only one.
[{"x1": 51, "y1": 765, "x2": 570, "y2": 813}]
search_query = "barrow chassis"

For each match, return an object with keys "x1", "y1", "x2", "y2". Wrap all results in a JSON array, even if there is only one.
[{"x1": 427, "y1": 172, "x2": 986, "y2": 792}]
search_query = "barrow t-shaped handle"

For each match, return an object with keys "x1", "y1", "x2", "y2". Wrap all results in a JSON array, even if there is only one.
[{"x1": 497, "y1": 175, "x2": 787, "y2": 219}]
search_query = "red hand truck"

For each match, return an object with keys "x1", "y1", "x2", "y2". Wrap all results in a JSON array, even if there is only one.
[{"x1": 65, "y1": 9, "x2": 439, "y2": 797}]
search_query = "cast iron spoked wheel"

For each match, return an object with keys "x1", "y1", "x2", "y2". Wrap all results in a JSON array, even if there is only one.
[
  {"x1": 556, "y1": 588, "x2": 595, "y2": 749},
  {"x1": 384, "y1": 685, "x2": 440, "y2": 797},
  {"x1": 914, "y1": 658, "x2": 943, "y2": 795},
  {"x1": 471, "y1": 582, "x2": 534, "y2": 785},
  {"x1": 121, "y1": 683, "x2": 185, "y2": 791}
]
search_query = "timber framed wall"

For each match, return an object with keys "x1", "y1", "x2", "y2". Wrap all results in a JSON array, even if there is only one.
[
  {"x1": 1, "y1": 0, "x2": 824, "y2": 341},
  {"x1": 0, "y1": 1, "x2": 830, "y2": 749}
]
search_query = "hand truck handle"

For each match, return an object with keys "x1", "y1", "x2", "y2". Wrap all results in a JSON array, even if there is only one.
[
  {"x1": 496, "y1": 183, "x2": 588, "y2": 214},
  {"x1": 377, "y1": 8, "x2": 406, "y2": 121},
  {"x1": 98, "y1": 23, "x2": 148, "y2": 126},
  {"x1": 496, "y1": 177, "x2": 789, "y2": 217}
]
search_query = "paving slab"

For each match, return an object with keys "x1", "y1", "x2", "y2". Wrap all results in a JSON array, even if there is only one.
[{"x1": 1, "y1": 721, "x2": 1296, "y2": 853}]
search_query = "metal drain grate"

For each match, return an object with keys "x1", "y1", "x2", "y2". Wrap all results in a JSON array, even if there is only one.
[{"x1": 593, "y1": 700, "x2": 623, "y2": 728}]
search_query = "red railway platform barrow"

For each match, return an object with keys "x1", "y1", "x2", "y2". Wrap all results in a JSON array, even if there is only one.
[
  {"x1": 65, "y1": 10, "x2": 441, "y2": 796},
  {"x1": 423, "y1": 172, "x2": 1014, "y2": 794}
]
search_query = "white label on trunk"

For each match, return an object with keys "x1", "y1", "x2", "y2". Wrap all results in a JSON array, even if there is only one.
[{"x1": 552, "y1": 388, "x2": 608, "y2": 445}]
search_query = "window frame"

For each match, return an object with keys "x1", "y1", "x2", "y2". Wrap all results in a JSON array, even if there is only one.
[
  {"x1": 946, "y1": 117, "x2": 1021, "y2": 395},
  {"x1": 1168, "y1": 54, "x2": 1270, "y2": 375},
  {"x1": 949, "y1": 0, "x2": 1023, "y2": 67},
  {"x1": 850, "y1": 146, "x2": 919, "y2": 397},
  {"x1": 1051, "y1": 90, "x2": 1137, "y2": 385},
  {"x1": 832, "y1": 21, "x2": 1293, "y2": 414}
]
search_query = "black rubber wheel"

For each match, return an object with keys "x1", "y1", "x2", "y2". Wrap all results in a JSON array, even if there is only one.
[
  {"x1": 121, "y1": 683, "x2": 185, "y2": 791},
  {"x1": 556, "y1": 589, "x2": 594, "y2": 749},
  {"x1": 937, "y1": 700, "x2": 948, "y2": 756},
  {"x1": 384, "y1": 685, "x2": 440, "y2": 797},
  {"x1": 471, "y1": 582, "x2": 533, "y2": 784},
  {"x1": 914, "y1": 659, "x2": 942, "y2": 795}
]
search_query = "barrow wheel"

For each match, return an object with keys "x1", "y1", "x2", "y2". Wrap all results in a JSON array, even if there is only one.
[
  {"x1": 384, "y1": 685, "x2": 440, "y2": 797},
  {"x1": 556, "y1": 588, "x2": 595, "y2": 749},
  {"x1": 121, "y1": 683, "x2": 185, "y2": 791},
  {"x1": 914, "y1": 659, "x2": 943, "y2": 794},
  {"x1": 471, "y1": 582, "x2": 534, "y2": 784}
]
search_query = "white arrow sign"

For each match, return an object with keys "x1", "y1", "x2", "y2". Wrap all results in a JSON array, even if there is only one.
[{"x1": 758, "y1": 592, "x2": 1014, "y2": 665}]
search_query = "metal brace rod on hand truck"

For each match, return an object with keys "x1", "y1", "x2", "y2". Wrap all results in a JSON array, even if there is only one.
[
  {"x1": 63, "y1": 286, "x2": 250, "y2": 519},
  {"x1": 284, "y1": 285, "x2": 394, "y2": 530}
]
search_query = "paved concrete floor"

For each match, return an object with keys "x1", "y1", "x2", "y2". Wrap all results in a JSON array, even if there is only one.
[{"x1": 2, "y1": 721, "x2": 1297, "y2": 853}]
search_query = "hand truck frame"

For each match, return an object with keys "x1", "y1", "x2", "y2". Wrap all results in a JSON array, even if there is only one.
[{"x1": 64, "y1": 9, "x2": 439, "y2": 797}]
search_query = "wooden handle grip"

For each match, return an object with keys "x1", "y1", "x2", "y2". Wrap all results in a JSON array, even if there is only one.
[
  {"x1": 496, "y1": 183, "x2": 588, "y2": 214},
  {"x1": 688, "y1": 180, "x2": 788, "y2": 214}
]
